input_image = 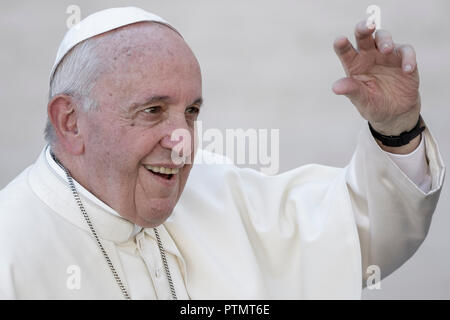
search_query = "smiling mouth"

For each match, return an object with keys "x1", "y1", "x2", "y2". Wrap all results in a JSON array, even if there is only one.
[
  {"x1": 151, "y1": 171, "x2": 174, "y2": 180},
  {"x1": 145, "y1": 165, "x2": 179, "y2": 180}
]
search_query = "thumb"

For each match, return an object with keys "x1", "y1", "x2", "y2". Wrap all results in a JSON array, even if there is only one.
[{"x1": 332, "y1": 77, "x2": 365, "y2": 102}]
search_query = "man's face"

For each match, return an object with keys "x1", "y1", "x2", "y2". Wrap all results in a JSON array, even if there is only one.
[{"x1": 77, "y1": 23, "x2": 202, "y2": 227}]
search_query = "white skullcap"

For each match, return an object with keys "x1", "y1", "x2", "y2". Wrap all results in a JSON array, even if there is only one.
[{"x1": 50, "y1": 6, "x2": 180, "y2": 81}]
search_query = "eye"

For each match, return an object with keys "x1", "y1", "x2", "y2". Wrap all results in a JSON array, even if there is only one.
[
  {"x1": 185, "y1": 106, "x2": 200, "y2": 115},
  {"x1": 143, "y1": 106, "x2": 162, "y2": 114}
]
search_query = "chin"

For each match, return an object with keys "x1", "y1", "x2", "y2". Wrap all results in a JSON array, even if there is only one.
[{"x1": 138, "y1": 199, "x2": 177, "y2": 227}]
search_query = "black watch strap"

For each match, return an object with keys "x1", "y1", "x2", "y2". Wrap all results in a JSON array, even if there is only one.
[{"x1": 369, "y1": 116, "x2": 425, "y2": 147}]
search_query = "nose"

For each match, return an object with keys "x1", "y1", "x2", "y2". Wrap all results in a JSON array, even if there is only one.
[{"x1": 160, "y1": 113, "x2": 194, "y2": 158}]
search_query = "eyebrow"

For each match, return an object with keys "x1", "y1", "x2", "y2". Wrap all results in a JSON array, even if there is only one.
[
  {"x1": 192, "y1": 97, "x2": 204, "y2": 107},
  {"x1": 129, "y1": 95, "x2": 204, "y2": 111},
  {"x1": 129, "y1": 95, "x2": 171, "y2": 111}
]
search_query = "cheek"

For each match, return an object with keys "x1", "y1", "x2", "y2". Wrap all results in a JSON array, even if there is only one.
[
  {"x1": 83, "y1": 122, "x2": 140, "y2": 171},
  {"x1": 82, "y1": 112, "x2": 118, "y2": 147},
  {"x1": 115, "y1": 128, "x2": 166, "y2": 171},
  {"x1": 128, "y1": 128, "x2": 162, "y2": 151}
]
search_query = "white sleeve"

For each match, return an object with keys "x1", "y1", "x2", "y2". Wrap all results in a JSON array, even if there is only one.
[
  {"x1": 345, "y1": 124, "x2": 445, "y2": 284},
  {"x1": 384, "y1": 135, "x2": 432, "y2": 193}
]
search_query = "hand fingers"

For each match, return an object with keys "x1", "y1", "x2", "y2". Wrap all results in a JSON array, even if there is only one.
[
  {"x1": 355, "y1": 20, "x2": 376, "y2": 51},
  {"x1": 374, "y1": 30, "x2": 394, "y2": 55},
  {"x1": 333, "y1": 36, "x2": 358, "y2": 74},
  {"x1": 394, "y1": 44, "x2": 417, "y2": 73}
]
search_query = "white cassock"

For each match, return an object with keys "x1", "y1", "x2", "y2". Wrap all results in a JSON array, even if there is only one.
[{"x1": 0, "y1": 123, "x2": 445, "y2": 299}]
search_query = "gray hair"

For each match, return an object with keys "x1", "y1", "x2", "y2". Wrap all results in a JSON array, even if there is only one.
[{"x1": 44, "y1": 37, "x2": 103, "y2": 144}]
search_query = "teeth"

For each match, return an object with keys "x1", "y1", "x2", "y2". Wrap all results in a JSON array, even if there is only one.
[{"x1": 145, "y1": 165, "x2": 179, "y2": 175}]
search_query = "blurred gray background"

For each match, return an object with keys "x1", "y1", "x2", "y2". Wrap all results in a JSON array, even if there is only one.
[{"x1": 0, "y1": 0, "x2": 448, "y2": 299}]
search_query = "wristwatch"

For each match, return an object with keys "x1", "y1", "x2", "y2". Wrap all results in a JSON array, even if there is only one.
[{"x1": 368, "y1": 116, "x2": 425, "y2": 147}]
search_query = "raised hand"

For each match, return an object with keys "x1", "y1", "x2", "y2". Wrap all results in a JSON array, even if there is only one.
[{"x1": 333, "y1": 20, "x2": 421, "y2": 141}]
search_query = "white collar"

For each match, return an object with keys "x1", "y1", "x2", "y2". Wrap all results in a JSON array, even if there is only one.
[{"x1": 44, "y1": 145, "x2": 142, "y2": 238}]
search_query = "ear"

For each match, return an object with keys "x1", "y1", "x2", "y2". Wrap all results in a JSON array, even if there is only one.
[{"x1": 47, "y1": 95, "x2": 84, "y2": 155}]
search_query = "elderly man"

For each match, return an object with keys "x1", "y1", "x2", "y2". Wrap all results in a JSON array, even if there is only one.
[{"x1": 0, "y1": 7, "x2": 445, "y2": 299}]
